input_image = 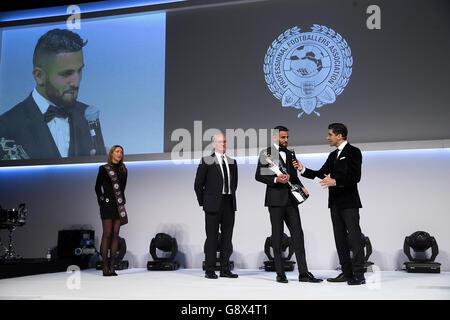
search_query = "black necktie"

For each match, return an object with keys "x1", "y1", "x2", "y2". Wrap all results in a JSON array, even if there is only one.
[
  {"x1": 43, "y1": 105, "x2": 69, "y2": 123},
  {"x1": 222, "y1": 155, "x2": 229, "y2": 194}
]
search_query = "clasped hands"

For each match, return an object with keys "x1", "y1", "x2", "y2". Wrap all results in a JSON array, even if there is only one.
[
  {"x1": 276, "y1": 174, "x2": 290, "y2": 184},
  {"x1": 292, "y1": 159, "x2": 336, "y2": 189}
]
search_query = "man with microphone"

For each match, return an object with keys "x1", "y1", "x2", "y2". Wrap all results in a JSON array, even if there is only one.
[
  {"x1": 0, "y1": 28, "x2": 106, "y2": 159},
  {"x1": 255, "y1": 125, "x2": 322, "y2": 284}
]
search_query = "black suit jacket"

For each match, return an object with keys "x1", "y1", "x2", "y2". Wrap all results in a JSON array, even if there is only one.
[
  {"x1": 194, "y1": 153, "x2": 238, "y2": 212},
  {"x1": 302, "y1": 142, "x2": 362, "y2": 209},
  {"x1": 0, "y1": 93, "x2": 96, "y2": 159},
  {"x1": 255, "y1": 146, "x2": 305, "y2": 207},
  {"x1": 95, "y1": 164, "x2": 127, "y2": 208}
]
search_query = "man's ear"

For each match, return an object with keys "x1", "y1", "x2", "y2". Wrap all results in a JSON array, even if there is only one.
[{"x1": 32, "y1": 67, "x2": 46, "y2": 86}]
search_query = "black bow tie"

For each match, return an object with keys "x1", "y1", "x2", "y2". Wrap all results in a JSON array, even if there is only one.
[
  {"x1": 43, "y1": 105, "x2": 70, "y2": 123},
  {"x1": 279, "y1": 146, "x2": 288, "y2": 153}
]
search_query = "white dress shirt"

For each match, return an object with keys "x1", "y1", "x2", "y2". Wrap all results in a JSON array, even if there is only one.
[
  {"x1": 336, "y1": 140, "x2": 348, "y2": 158},
  {"x1": 33, "y1": 89, "x2": 70, "y2": 157},
  {"x1": 215, "y1": 152, "x2": 231, "y2": 194}
]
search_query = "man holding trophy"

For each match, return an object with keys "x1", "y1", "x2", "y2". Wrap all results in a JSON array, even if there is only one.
[{"x1": 255, "y1": 126, "x2": 322, "y2": 284}]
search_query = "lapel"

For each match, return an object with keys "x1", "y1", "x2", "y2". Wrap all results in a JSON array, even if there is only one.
[
  {"x1": 22, "y1": 94, "x2": 61, "y2": 158},
  {"x1": 336, "y1": 143, "x2": 349, "y2": 161}
]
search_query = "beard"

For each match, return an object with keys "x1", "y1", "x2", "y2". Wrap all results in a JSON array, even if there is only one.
[{"x1": 45, "y1": 80, "x2": 78, "y2": 108}]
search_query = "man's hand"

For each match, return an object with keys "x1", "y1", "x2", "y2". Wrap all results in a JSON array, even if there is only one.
[
  {"x1": 319, "y1": 174, "x2": 336, "y2": 189},
  {"x1": 276, "y1": 174, "x2": 290, "y2": 184},
  {"x1": 292, "y1": 159, "x2": 304, "y2": 171},
  {"x1": 301, "y1": 187, "x2": 309, "y2": 196}
]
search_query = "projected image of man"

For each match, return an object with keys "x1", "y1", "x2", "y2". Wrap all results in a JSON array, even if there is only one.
[{"x1": 0, "y1": 28, "x2": 106, "y2": 159}]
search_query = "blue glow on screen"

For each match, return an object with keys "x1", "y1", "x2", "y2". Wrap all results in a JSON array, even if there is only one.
[
  {"x1": 1, "y1": 148, "x2": 448, "y2": 174},
  {"x1": 0, "y1": 0, "x2": 186, "y2": 22}
]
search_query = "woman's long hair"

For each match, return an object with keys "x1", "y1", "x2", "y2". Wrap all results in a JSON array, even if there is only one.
[{"x1": 107, "y1": 145, "x2": 127, "y2": 172}]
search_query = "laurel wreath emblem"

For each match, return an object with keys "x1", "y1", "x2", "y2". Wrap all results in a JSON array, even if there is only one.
[{"x1": 263, "y1": 25, "x2": 353, "y2": 116}]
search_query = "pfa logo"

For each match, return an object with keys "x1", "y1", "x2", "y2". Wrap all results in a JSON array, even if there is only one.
[{"x1": 264, "y1": 25, "x2": 353, "y2": 118}]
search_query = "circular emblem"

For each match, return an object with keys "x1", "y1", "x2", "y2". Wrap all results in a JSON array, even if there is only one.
[
  {"x1": 105, "y1": 198, "x2": 109, "y2": 203},
  {"x1": 114, "y1": 183, "x2": 119, "y2": 190},
  {"x1": 264, "y1": 25, "x2": 353, "y2": 118},
  {"x1": 109, "y1": 171, "x2": 115, "y2": 176},
  {"x1": 120, "y1": 211, "x2": 126, "y2": 218},
  {"x1": 118, "y1": 198, "x2": 123, "y2": 204}
]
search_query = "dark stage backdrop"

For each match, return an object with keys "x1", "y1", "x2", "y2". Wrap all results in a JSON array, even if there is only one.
[
  {"x1": 164, "y1": 0, "x2": 450, "y2": 152},
  {"x1": 1, "y1": 0, "x2": 449, "y2": 164}
]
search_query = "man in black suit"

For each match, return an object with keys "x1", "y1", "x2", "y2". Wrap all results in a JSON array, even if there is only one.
[
  {"x1": 0, "y1": 28, "x2": 105, "y2": 160},
  {"x1": 294, "y1": 123, "x2": 366, "y2": 285},
  {"x1": 194, "y1": 134, "x2": 239, "y2": 279},
  {"x1": 255, "y1": 126, "x2": 322, "y2": 284}
]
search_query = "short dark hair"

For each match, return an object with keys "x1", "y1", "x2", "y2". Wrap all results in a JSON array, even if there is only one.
[
  {"x1": 328, "y1": 123, "x2": 348, "y2": 140},
  {"x1": 273, "y1": 125, "x2": 289, "y2": 132},
  {"x1": 33, "y1": 29, "x2": 87, "y2": 67}
]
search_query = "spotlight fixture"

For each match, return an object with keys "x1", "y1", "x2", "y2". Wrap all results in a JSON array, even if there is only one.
[
  {"x1": 95, "y1": 236, "x2": 129, "y2": 270},
  {"x1": 335, "y1": 233, "x2": 374, "y2": 273},
  {"x1": 147, "y1": 233, "x2": 180, "y2": 271},
  {"x1": 263, "y1": 233, "x2": 295, "y2": 272},
  {"x1": 403, "y1": 231, "x2": 441, "y2": 273},
  {"x1": 201, "y1": 232, "x2": 235, "y2": 271}
]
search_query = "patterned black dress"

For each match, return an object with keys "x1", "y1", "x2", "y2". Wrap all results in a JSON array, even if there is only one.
[{"x1": 95, "y1": 163, "x2": 127, "y2": 220}]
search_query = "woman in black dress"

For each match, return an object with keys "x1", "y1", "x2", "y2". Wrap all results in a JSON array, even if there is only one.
[{"x1": 95, "y1": 145, "x2": 128, "y2": 276}]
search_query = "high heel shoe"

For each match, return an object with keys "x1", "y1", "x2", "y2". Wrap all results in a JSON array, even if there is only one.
[
  {"x1": 102, "y1": 269, "x2": 112, "y2": 276},
  {"x1": 102, "y1": 264, "x2": 112, "y2": 277}
]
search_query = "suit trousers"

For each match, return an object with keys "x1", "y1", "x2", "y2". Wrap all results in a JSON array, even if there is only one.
[
  {"x1": 330, "y1": 205, "x2": 365, "y2": 276},
  {"x1": 204, "y1": 195, "x2": 235, "y2": 272},
  {"x1": 268, "y1": 203, "x2": 308, "y2": 274}
]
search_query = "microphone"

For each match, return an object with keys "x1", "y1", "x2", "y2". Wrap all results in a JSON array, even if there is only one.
[{"x1": 84, "y1": 105, "x2": 106, "y2": 155}]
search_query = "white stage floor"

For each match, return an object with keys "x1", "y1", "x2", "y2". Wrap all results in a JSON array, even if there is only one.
[{"x1": 0, "y1": 269, "x2": 449, "y2": 300}]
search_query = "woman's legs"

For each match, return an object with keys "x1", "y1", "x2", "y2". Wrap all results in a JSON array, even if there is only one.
[
  {"x1": 100, "y1": 219, "x2": 113, "y2": 275},
  {"x1": 109, "y1": 219, "x2": 121, "y2": 274}
]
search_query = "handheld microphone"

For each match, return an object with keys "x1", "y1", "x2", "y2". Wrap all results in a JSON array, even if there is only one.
[
  {"x1": 84, "y1": 105, "x2": 106, "y2": 155},
  {"x1": 85, "y1": 105, "x2": 100, "y2": 138}
]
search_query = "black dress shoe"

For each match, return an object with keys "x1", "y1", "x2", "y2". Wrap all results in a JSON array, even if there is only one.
[
  {"x1": 205, "y1": 272, "x2": 218, "y2": 279},
  {"x1": 327, "y1": 272, "x2": 352, "y2": 282},
  {"x1": 347, "y1": 275, "x2": 366, "y2": 285},
  {"x1": 299, "y1": 272, "x2": 323, "y2": 283},
  {"x1": 220, "y1": 271, "x2": 238, "y2": 278},
  {"x1": 276, "y1": 273, "x2": 288, "y2": 283}
]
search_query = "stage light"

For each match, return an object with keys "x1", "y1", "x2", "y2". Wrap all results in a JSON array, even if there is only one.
[
  {"x1": 263, "y1": 233, "x2": 296, "y2": 272},
  {"x1": 403, "y1": 231, "x2": 441, "y2": 273},
  {"x1": 95, "y1": 236, "x2": 129, "y2": 271},
  {"x1": 201, "y1": 232, "x2": 235, "y2": 271},
  {"x1": 147, "y1": 233, "x2": 180, "y2": 270},
  {"x1": 335, "y1": 233, "x2": 375, "y2": 273}
]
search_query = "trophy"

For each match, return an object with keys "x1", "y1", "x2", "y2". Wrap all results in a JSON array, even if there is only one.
[
  {"x1": 264, "y1": 150, "x2": 309, "y2": 204},
  {"x1": 0, "y1": 137, "x2": 30, "y2": 160}
]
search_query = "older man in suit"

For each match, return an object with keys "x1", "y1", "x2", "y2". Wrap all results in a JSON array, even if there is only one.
[
  {"x1": 0, "y1": 28, "x2": 105, "y2": 160},
  {"x1": 294, "y1": 123, "x2": 366, "y2": 285},
  {"x1": 194, "y1": 134, "x2": 238, "y2": 279}
]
